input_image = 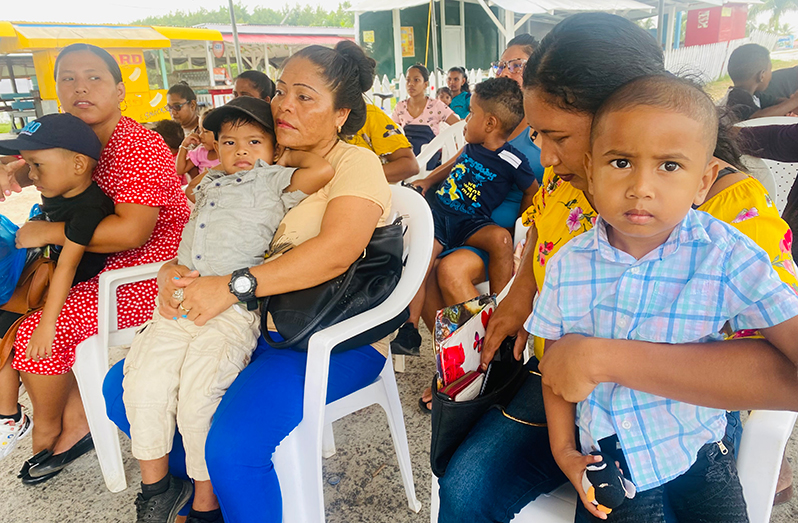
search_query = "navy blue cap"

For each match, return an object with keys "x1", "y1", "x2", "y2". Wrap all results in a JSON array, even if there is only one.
[
  {"x1": 203, "y1": 97, "x2": 274, "y2": 137},
  {"x1": 0, "y1": 113, "x2": 103, "y2": 160}
]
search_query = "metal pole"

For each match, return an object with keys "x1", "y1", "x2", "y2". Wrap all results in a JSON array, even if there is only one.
[
  {"x1": 228, "y1": 0, "x2": 244, "y2": 73},
  {"x1": 674, "y1": 10, "x2": 683, "y2": 49},
  {"x1": 393, "y1": 9, "x2": 403, "y2": 81},
  {"x1": 206, "y1": 40, "x2": 217, "y2": 87},
  {"x1": 158, "y1": 49, "x2": 169, "y2": 89},
  {"x1": 430, "y1": 0, "x2": 439, "y2": 71},
  {"x1": 656, "y1": 0, "x2": 665, "y2": 46}
]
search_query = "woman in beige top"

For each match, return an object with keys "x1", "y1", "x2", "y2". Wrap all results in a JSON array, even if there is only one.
[{"x1": 102, "y1": 41, "x2": 392, "y2": 522}]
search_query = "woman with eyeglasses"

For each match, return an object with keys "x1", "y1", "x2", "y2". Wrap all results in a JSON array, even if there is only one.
[
  {"x1": 391, "y1": 64, "x2": 460, "y2": 168},
  {"x1": 167, "y1": 82, "x2": 200, "y2": 136}
]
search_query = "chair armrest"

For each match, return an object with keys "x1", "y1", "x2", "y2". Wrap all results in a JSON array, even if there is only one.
[{"x1": 96, "y1": 261, "x2": 167, "y2": 348}]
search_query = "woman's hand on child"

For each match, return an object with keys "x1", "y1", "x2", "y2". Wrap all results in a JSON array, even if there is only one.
[
  {"x1": 26, "y1": 324, "x2": 55, "y2": 362},
  {"x1": 539, "y1": 334, "x2": 600, "y2": 403},
  {"x1": 556, "y1": 448, "x2": 608, "y2": 520},
  {"x1": 15, "y1": 221, "x2": 57, "y2": 249},
  {"x1": 0, "y1": 158, "x2": 25, "y2": 201},
  {"x1": 179, "y1": 275, "x2": 237, "y2": 326},
  {"x1": 157, "y1": 260, "x2": 199, "y2": 319}
]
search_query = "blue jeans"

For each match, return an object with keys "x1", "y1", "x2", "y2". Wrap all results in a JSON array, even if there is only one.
[
  {"x1": 103, "y1": 334, "x2": 386, "y2": 522},
  {"x1": 438, "y1": 358, "x2": 567, "y2": 523}
]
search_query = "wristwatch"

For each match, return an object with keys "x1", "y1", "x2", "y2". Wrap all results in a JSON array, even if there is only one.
[{"x1": 228, "y1": 268, "x2": 258, "y2": 310}]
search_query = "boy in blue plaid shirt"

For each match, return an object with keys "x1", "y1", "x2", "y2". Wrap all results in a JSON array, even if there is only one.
[{"x1": 527, "y1": 75, "x2": 798, "y2": 523}]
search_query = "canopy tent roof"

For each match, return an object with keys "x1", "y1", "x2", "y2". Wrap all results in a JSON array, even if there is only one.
[
  {"x1": 349, "y1": 0, "x2": 652, "y2": 14},
  {"x1": 195, "y1": 24, "x2": 354, "y2": 46},
  {"x1": 0, "y1": 23, "x2": 223, "y2": 54}
]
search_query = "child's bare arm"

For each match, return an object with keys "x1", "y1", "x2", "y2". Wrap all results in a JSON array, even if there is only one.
[
  {"x1": 412, "y1": 147, "x2": 463, "y2": 195},
  {"x1": 185, "y1": 171, "x2": 207, "y2": 203},
  {"x1": 25, "y1": 240, "x2": 85, "y2": 362},
  {"x1": 176, "y1": 134, "x2": 200, "y2": 175},
  {"x1": 277, "y1": 149, "x2": 334, "y2": 194},
  {"x1": 543, "y1": 339, "x2": 607, "y2": 520},
  {"x1": 751, "y1": 90, "x2": 798, "y2": 118},
  {"x1": 759, "y1": 316, "x2": 798, "y2": 373}
]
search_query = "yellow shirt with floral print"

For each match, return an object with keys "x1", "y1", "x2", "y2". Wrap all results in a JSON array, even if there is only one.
[
  {"x1": 522, "y1": 168, "x2": 797, "y2": 359},
  {"x1": 345, "y1": 103, "x2": 412, "y2": 159}
]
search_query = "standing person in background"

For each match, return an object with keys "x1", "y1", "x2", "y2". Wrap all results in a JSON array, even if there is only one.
[
  {"x1": 167, "y1": 82, "x2": 200, "y2": 136},
  {"x1": 392, "y1": 64, "x2": 459, "y2": 169},
  {"x1": 232, "y1": 70, "x2": 275, "y2": 102},
  {"x1": 447, "y1": 67, "x2": 471, "y2": 119}
]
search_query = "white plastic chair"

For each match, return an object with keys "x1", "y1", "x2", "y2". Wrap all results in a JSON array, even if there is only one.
[
  {"x1": 72, "y1": 261, "x2": 166, "y2": 492},
  {"x1": 410, "y1": 120, "x2": 467, "y2": 183},
  {"x1": 735, "y1": 116, "x2": 798, "y2": 214},
  {"x1": 272, "y1": 185, "x2": 432, "y2": 522}
]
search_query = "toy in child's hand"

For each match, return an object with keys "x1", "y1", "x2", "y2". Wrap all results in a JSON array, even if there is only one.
[{"x1": 581, "y1": 451, "x2": 636, "y2": 515}]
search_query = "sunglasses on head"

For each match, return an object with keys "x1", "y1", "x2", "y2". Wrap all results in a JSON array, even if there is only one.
[{"x1": 491, "y1": 58, "x2": 527, "y2": 75}]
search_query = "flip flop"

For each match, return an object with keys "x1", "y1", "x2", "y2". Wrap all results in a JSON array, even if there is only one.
[
  {"x1": 774, "y1": 484, "x2": 793, "y2": 506},
  {"x1": 418, "y1": 397, "x2": 432, "y2": 414}
]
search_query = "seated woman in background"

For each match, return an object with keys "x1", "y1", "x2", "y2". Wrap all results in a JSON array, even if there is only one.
[
  {"x1": 391, "y1": 64, "x2": 459, "y2": 170},
  {"x1": 232, "y1": 70, "x2": 275, "y2": 101},
  {"x1": 167, "y1": 82, "x2": 200, "y2": 136},
  {"x1": 447, "y1": 67, "x2": 471, "y2": 119}
]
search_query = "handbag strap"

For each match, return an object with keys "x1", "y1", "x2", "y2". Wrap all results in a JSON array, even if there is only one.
[{"x1": 261, "y1": 256, "x2": 363, "y2": 349}]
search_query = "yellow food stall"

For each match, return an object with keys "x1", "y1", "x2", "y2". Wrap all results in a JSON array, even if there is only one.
[{"x1": 0, "y1": 22, "x2": 224, "y2": 123}]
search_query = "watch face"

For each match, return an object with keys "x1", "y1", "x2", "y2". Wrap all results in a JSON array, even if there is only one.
[{"x1": 233, "y1": 276, "x2": 252, "y2": 294}]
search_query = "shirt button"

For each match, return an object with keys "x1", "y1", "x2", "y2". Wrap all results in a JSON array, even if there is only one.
[
  {"x1": 196, "y1": 255, "x2": 201, "y2": 260},
  {"x1": 617, "y1": 317, "x2": 628, "y2": 328},
  {"x1": 622, "y1": 420, "x2": 632, "y2": 430},
  {"x1": 630, "y1": 266, "x2": 641, "y2": 275},
  {"x1": 236, "y1": 178, "x2": 242, "y2": 183},
  {"x1": 209, "y1": 202, "x2": 215, "y2": 207},
  {"x1": 216, "y1": 182, "x2": 220, "y2": 187},
  {"x1": 199, "y1": 223, "x2": 205, "y2": 228}
]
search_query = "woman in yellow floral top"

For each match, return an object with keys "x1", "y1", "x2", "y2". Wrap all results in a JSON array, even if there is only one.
[{"x1": 437, "y1": 14, "x2": 798, "y2": 523}]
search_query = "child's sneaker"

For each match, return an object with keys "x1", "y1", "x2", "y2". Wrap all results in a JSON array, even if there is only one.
[
  {"x1": 0, "y1": 410, "x2": 32, "y2": 460},
  {"x1": 135, "y1": 475, "x2": 193, "y2": 523}
]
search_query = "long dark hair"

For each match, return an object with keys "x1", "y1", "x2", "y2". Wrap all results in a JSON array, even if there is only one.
[
  {"x1": 408, "y1": 63, "x2": 430, "y2": 83},
  {"x1": 290, "y1": 41, "x2": 376, "y2": 135},
  {"x1": 167, "y1": 81, "x2": 197, "y2": 103},
  {"x1": 448, "y1": 66, "x2": 469, "y2": 93},
  {"x1": 236, "y1": 70, "x2": 276, "y2": 100},
  {"x1": 523, "y1": 13, "x2": 664, "y2": 115},
  {"x1": 55, "y1": 43, "x2": 123, "y2": 84}
]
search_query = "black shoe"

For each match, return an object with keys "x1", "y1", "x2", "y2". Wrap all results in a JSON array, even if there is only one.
[
  {"x1": 27, "y1": 432, "x2": 93, "y2": 479},
  {"x1": 19, "y1": 449, "x2": 62, "y2": 485},
  {"x1": 390, "y1": 323, "x2": 422, "y2": 356},
  {"x1": 135, "y1": 476, "x2": 193, "y2": 523}
]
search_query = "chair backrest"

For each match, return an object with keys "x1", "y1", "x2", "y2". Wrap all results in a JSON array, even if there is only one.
[
  {"x1": 734, "y1": 117, "x2": 798, "y2": 214},
  {"x1": 410, "y1": 120, "x2": 467, "y2": 183}
]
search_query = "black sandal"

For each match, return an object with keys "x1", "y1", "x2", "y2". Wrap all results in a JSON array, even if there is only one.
[{"x1": 418, "y1": 397, "x2": 432, "y2": 414}]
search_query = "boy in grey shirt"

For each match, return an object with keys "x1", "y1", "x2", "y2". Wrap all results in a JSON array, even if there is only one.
[{"x1": 123, "y1": 97, "x2": 333, "y2": 523}]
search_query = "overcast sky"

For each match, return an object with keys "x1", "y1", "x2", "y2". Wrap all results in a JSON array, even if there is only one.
[{"x1": 5, "y1": 0, "x2": 348, "y2": 25}]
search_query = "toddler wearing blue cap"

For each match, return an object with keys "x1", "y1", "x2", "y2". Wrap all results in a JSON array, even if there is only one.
[{"x1": 0, "y1": 113, "x2": 114, "y2": 364}]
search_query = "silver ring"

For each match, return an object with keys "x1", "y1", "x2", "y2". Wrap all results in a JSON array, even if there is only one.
[
  {"x1": 179, "y1": 303, "x2": 190, "y2": 314},
  {"x1": 172, "y1": 288, "x2": 184, "y2": 302}
]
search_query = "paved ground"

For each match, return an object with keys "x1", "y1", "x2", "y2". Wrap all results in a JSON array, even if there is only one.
[{"x1": 2, "y1": 188, "x2": 798, "y2": 522}]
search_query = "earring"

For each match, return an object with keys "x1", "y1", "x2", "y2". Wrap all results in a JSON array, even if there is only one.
[
  {"x1": 337, "y1": 125, "x2": 342, "y2": 134},
  {"x1": 120, "y1": 101, "x2": 128, "y2": 112}
]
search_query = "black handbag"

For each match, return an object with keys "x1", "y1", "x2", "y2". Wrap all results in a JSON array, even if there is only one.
[
  {"x1": 261, "y1": 218, "x2": 408, "y2": 353},
  {"x1": 430, "y1": 337, "x2": 537, "y2": 477}
]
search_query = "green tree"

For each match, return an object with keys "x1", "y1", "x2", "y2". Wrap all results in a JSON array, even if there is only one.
[
  {"x1": 749, "y1": 0, "x2": 798, "y2": 33},
  {"x1": 131, "y1": 2, "x2": 353, "y2": 28}
]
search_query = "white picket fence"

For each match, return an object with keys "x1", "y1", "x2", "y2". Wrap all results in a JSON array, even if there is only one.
[
  {"x1": 664, "y1": 30, "x2": 780, "y2": 83},
  {"x1": 367, "y1": 67, "x2": 492, "y2": 114}
]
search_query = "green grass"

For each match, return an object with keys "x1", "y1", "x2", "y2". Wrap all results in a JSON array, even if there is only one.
[
  {"x1": 0, "y1": 122, "x2": 10, "y2": 134},
  {"x1": 705, "y1": 59, "x2": 798, "y2": 101}
]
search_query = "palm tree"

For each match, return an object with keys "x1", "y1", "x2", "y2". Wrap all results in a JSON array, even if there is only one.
[{"x1": 750, "y1": 0, "x2": 798, "y2": 32}]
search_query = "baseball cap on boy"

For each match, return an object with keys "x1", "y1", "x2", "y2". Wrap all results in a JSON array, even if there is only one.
[
  {"x1": 202, "y1": 96, "x2": 274, "y2": 137},
  {"x1": 0, "y1": 113, "x2": 103, "y2": 160}
]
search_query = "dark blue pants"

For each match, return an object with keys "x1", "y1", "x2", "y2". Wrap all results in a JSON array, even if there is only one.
[
  {"x1": 103, "y1": 334, "x2": 386, "y2": 522},
  {"x1": 438, "y1": 358, "x2": 567, "y2": 523}
]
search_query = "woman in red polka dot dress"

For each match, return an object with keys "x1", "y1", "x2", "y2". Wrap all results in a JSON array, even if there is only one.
[{"x1": 0, "y1": 43, "x2": 189, "y2": 483}]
